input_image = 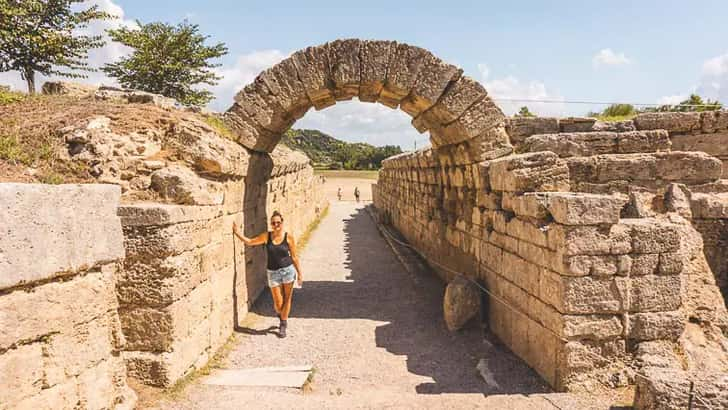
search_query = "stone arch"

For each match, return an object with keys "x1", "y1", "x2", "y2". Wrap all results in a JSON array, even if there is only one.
[{"x1": 224, "y1": 39, "x2": 512, "y2": 161}]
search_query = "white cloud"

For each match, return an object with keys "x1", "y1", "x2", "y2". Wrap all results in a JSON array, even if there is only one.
[
  {"x1": 0, "y1": 0, "x2": 135, "y2": 91},
  {"x1": 697, "y1": 52, "x2": 728, "y2": 103},
  {"x1": 208, "y1": 49, "x2": 287, "y2": 111},
  {"x1": 479, "y1": 63, "x2": 567, "y2": 117},
  {"x1": 592, "y1": 48, "x2": 631, "y2": 68},
  {"x1": 657, "y1": 94, "x2": 688, "y2": 105}
]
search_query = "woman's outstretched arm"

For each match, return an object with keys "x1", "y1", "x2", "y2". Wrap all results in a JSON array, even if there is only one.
[
  {"x1": 232, "y1": 222, "x2": 267, "y2": 246},
  {"x1": 287, "y1": 234, "x2": 303, "y2": 286}
]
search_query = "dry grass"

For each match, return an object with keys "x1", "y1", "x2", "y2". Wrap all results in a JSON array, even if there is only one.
[
  {"x1": 297, "y1": 204, "x2": 330, "y2": 251},
  {"x1": 0, "y1": 93, "x2": 212, "y2": 184},
  {"x1": 315, "y1": 169, "x2": 379, "y2": 180}
]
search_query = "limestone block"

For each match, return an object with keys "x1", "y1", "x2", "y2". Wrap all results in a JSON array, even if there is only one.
[
  {"x1": 171, "y1": 122, "x2": 250, "y2": 177},
  {"x1": 0, "y1": 269, "x2": 116, "y2": 350},
  {"x1": 562, "y1": 315, "x2": 623, "y2": 340},
  {"x1": 592, "y1": 120, "x2": 636, "y2": 132},
  {"x1": 655, "y1": 151, "x2": 723, "y2": 183},
  {"x1": 670, "y1": 131, "x2": 728, "y2": 160},
  {"x1": 254, "y1": 57, "x2": 311, "y2": 119},
  {"x1": 118, "y1": 250, "x2": 208, "y2": 306},
  {"x1": 544, "y1": 272, "x2": 628, "y2": 314},
  {"x1": 505, "y1": 217, "x2": 549, "y2": 248},
  {"x1": 122, "y1": 217, "x2": 221, "y2": 260},
  {"x1": 12, "y1": 380, "x2": 80, "y2": 410},
  {"x1": 233, "y1": 85, "x2": 295, "y2": 132},
  {"x1": 502, "y1": 193, "x2": 550, "y2": 219},
  {"x1": 559, "y1": 117, "x2": 596, "y2": 133},
  {"x1": 118, "y1": 203, "x2": 222, "y2": 226},
  {"x1": 631, "y1": 254, "x2": 659, "y2": 276},
  {"x1": 690, "y1": 192, "x2": 728, "y2": 219},
  {"x1": 489, "y1": 152, "x2": 570, "y2": 192},
  {"x1": 664, "y1": 183, "x2": 693, "y2": 218},
  {"x1": 0, "y1": 342, "x2": 44, "y2": 405},
  {"x1": 443, "y1": 277, "x2": 481, "y2": 331},
  {"x1": 359, "y1": 40, "x2": 396, "y2": 102},
  {"x1": 414, "y1": 76, "x2": 488, "y2": 131},
  {"x1": 327, "y1": 39, "x2": 362, "y2": 100},
  {"x1": 43, "y1": 313, "x2": 117, "y2": 386},
  {"x1": 621, "y1": 219, "x2": 681, "y2": 253},
  {"x1": 290, "y1": 44, "x2": 335, "y2": 109},
  {"x1": 634, "y1": 368, "x2": 728, "y2": 410},
  {"x1": 0, "y1": 184, "x2": 124, "y2": 290},
  {"x1": 150, "y1": 165, "x2": 224, "y2": 206},
  {"x1": 565, "y1": 156, "x2": 599, "y2": 183},
  {"x1": 437, "y1": 98, "x2": 506, "y2": 145},
  {"x1": 540, "y1": 192, "x2": 626, "y2": 225},
  {"x1": 657, "y1": 252, "x2": 683, "y2": 275},
  {"x1": 400, "y1": 53, "x2": 461, "y2": 118},
  {"x1": 221, "y1": 107, "x2": 275, "y2": 152},
  {"x1": 633, "y1": 112, "x2": 702, "y2": 133},
  {"x1": 506, "y1": 117, "x2": 560, "y2": 143},
  {"x1": 379, "y1": 43, "x2": 430, "y2": 108},
  {"x1": 628, "y1": 310, "x2": 684, "y2": 341},
  {"x1": 562, "y1": 255, "x2": 619, "y2": 277},
  {"x1": 120, "y1": 280, "x2": 212, "y2": 352},
  {"x1": 524, "y1": 131, "x2": 617, "y2": 157},
  {"x1": 630, "y1": 275, "x2": 682, "y2": 313},
  {"x1": 617, "y1": 130, "x2": 671, "y2": 153},
  {"x1": 548, "y1": 224, "x2": 631, "y2": 255},
  {"x1": 595, "y1": 153, "x2": 657, "y2": 183},
  {"x1": 700, "y1": 110, "x2": 728, "y2": 133}
]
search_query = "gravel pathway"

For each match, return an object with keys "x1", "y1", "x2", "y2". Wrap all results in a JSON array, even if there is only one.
[{"x1": 157, "y1": 202, "x2": 614, "y2": 409}]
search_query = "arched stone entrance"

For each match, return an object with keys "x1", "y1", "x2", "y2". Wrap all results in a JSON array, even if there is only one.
[{"x1": 224, "y1": 39, "x2": 512, "y2": 161}]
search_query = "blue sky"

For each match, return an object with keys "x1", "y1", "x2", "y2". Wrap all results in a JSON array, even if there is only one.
[{"x1": 2, "y1": 0, "x2": 727, "y2": 149}]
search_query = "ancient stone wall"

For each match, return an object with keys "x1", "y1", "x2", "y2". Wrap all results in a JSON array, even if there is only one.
[
  {"x1": 509, "y1": 112, "x2": 728, "y2": 303},
  {"x1": 0, "y1": 184, "x2": 136, "y2": 410},
  {"x1": 116, "y1": 146, "x2": 325, "y2": 387},
  {"x1": 373, "y1": 111, "x2": 728, "y2": 392}
]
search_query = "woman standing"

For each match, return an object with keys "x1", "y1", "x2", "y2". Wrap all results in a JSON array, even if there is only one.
[{"x1": 232, "y1": 211, "x2": 303, "y2": 338}]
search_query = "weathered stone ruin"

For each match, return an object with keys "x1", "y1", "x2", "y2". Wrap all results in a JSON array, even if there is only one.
[
  {"x1": 373, "y1": 112, "x2": 728, "y2": 404},
  {"x1": 2, "y1": 39, "x2": 728, "y2": 409},
  {"x1": 0, "y1": 184, "x2": 136, "y2": 409}
]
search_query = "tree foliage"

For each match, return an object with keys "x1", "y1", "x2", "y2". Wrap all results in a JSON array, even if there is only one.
[
  {"x1": 282, "y1": 129, "x2": 402, "y2": 170},
  {"x1": 654, "y1": 94, "x2": 722, "y2": 112},
  {"x1": 516, "y1": 106, "x2": 535, "y2": 117},
  {"x1": 0, "y1": 0, "x2": 113, "y2": 93},
  {"x1": 102, "y1": 20, "x2": 228, "y2": 106}
]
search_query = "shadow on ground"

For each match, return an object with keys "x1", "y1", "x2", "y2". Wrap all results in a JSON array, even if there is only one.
[{"x1": 238, "y1": 206, "x2": 551, "y2": 396}]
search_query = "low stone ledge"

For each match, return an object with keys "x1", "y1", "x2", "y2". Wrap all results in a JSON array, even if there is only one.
[
  {"x1": 0, "y1": 183, "x2": 124, "y2": 290},
  {"x1": 118, "y1": 203, "x2": 223, "y2": 226}
]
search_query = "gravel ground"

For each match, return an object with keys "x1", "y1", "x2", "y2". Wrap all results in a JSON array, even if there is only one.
[{"x1": 157, "y1": 202, "x2": 620, "y2": 409}]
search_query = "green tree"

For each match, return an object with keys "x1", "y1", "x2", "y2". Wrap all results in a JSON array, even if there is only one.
[
  {"x1": 516, "y1": 106, "x2": 535, "y2": 117},
  {"x1": 0, "y1": 0, "x2": 113, "y2": 93},
  {"x1": 103, "y1": 20, "x2": 228, "y2": 106}
]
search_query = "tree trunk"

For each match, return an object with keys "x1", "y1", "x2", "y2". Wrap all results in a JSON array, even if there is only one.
[{"x1": 24, "y1": 68, "x2": 35, "y2": 94}]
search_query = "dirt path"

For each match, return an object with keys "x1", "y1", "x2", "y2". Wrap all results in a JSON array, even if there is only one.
[{"x1": 157, "y1": 202, "x2": 615, "y2": 409}]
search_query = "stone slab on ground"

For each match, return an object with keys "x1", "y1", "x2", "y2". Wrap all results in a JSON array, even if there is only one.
[{"x1": 202, "y1": 366, "x2": 312, "y2": 388}]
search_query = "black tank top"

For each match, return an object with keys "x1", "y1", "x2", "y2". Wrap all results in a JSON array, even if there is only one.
[{"x1": 266, "y1": 232, "x2": 293, "y2": 270}]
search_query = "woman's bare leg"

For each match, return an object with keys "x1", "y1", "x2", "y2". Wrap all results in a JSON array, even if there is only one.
[
  {"x1": 270, "y1": 286, "x2": 284, "y2": 315},
  {"x1": 280, "y1": 282, "x2": 295, "y2": 320}
]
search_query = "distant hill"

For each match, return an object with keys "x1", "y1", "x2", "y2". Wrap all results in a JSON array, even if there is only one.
[{"x1": 281, "y1": 129, "x2": 402, "y2": 170}]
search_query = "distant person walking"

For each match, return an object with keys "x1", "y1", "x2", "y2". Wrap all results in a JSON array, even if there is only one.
[
  {"x1": 232, "y1": 211, "x2": 302, "y2": 338},
  {"x1": 337, "y1": 187, "x2": 342, "y2": 201},
  {"x1": 354, "y1": 187, "x2": 360, "y2": 203}
]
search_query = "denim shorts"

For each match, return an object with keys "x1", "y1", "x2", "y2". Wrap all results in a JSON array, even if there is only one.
[{"x1": 266, "y1": 264, "x2": 297, "y2": 288}]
